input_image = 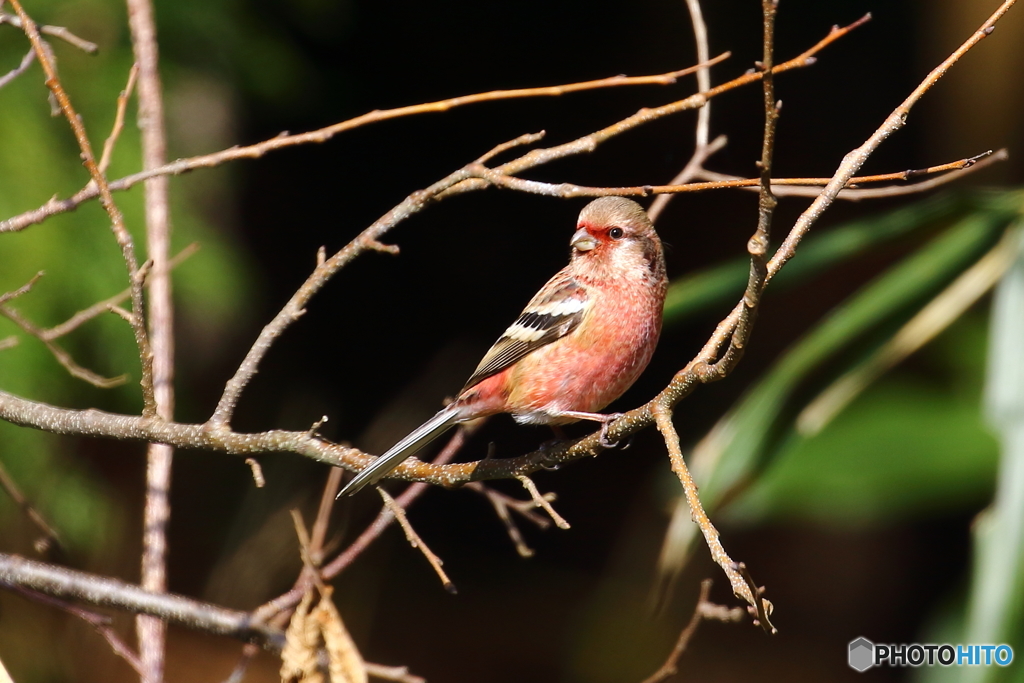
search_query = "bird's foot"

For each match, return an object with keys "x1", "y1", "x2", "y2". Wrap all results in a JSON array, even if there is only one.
[{"x1": 598, "y1": 413, "x2": 624, "y2": 448}]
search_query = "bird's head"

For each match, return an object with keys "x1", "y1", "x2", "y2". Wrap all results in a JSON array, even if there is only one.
[{"x1": 570, "y1": 197, "x2": 666, "y2": 283}]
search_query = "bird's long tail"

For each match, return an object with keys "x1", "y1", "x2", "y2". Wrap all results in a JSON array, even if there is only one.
[{"x1": 338, "y1": 405, "x2": 461, "y2": 497}]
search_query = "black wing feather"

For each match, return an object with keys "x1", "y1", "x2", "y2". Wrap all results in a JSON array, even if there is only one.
[{"x1": 462, "y1": 273, "x2": 587, "y2": 392}]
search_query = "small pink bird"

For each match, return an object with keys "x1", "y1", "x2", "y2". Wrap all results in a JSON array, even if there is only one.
[{"x1": 340, "y1": 197, "x2": 667, "y2": 496}]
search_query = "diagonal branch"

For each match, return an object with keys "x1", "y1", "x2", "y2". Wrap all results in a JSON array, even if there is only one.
[
  {"x1": 0, "y1": 552, "x2": 285, "y2": 649},
  {"x1": 8, "y1": 0, "x2": 155, "y2": 414},
  {"x1": 460, "y1": 151, "x2": 997, "y2": 202},
  {"x1": 205, "y1": 16, "x2": 870, "y2": 428},
  {"x1": 0, "y1": 48, "x2": 34, "y2": 90},
  {"x1": 0, "y1": 56, "x2": 725, "y2": 235},
  {"x1": 0, "y1": 15, "x2": 866, "y2": 237},
  {"x1": 0, "y1": 10, "x2": 99, "y2": 53}
]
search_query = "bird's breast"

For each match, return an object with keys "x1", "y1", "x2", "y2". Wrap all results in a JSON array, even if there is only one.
[{"x1": 505, "y1": 278, "x2": 663, "y2": 423}]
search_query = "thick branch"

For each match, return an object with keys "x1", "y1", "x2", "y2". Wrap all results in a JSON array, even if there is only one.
[{"x1": 0, "y1": 553, "x2": 284, "y2": 649}]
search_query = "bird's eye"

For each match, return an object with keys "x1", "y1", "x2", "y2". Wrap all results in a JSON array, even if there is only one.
[{"x1": 608, "y1": 227, "x2": 624, "y2": 239}]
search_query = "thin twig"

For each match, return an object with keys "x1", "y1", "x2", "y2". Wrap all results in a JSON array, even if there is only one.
[
  {"x1": 694, "y1": 148, "x2": 1009, "y2": 199},
  {"x1": 43, "y1": 243, "x2": 198, "y2": 341},
  {"x1": 464, "y1": 150, "x2": 994, "y2": 200},
  {"x1": 0, "y1": 553, "x2": 285, "y2": 649},
  {"x1": 465, "y1": 481, "x2": 554, "y2": 557},
  {"x1": 253, "y1": 428, "x2": 468, "y2": 623},
  {"x1": 640, "y1": 580, "x2": 711, "y2": 683},
  {"x1": 0, "y1": 305, "x2": 129, "y2": 388},
  {"x1": 515, "y1": 474, "x2": 570, "y2": 530},
  {"x1": 378, "y1": 487, "x2": 456, "y2": 594},
  {"x1": 244, "y1": 458, "x2": 265, "y2": 487},
  {"x1": 363, "y1": 663, "x2": 426, "y2": 683},
  {"x1": 0, "y1": 48, "x2": 34, "y2": 89},
  {"x1": 9, "y1": 585, "x2": 149, "y2": 680},
  {"x1": 221, "y1": 644, "x2": 259, "y2": 683},
  {"x1": 309, "y1": 466, "x2": 344, "y2": 565},
  {"x1": 0, "y1": 18, "x2": 864, "y2": 236},
  {"x1": 0, "y1": 271, "x2": 43, "y2": 306},
  {"x1": 647, "y1": 0, "x2": 717, "y2": 222},
  {"x1": 98, "y1": 63, "x2": 139, "y2": 174},
  {"x1": 0, "y1": 11, "x2": 99, "y2": 53},
  {"x1": 648, "y1": 136, "x2": 728, "y2": 223},
  {"x1": 0, "y1": 458, "x2": 65, "y2": 556},
  {"x1": 651, "y1": 403, "x2": 775, "y2": 632}
]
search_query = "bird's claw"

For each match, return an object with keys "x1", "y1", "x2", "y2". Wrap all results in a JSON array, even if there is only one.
[
  {"x1": 530, "y1": 447, "x2": 563, "y2": 470},
  {"x1": 598, "y1": 413, "x2": 624, "y2": 448}
]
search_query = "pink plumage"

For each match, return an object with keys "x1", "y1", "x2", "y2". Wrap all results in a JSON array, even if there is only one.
[{"x1": 339, "y1": 197, "x2": 667, "y2": 496}]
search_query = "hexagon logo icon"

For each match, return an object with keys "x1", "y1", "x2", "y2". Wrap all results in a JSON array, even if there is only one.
[{"x1": 849, "y1": 637, "x2": 875, "y2": 672}]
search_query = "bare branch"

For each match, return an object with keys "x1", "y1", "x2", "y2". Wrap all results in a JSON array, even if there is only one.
[
  {"x1": 43, "y1": 243, "x2": 198, "y2": 341},
  {"x1": 647, "y1": 135, "x2": 728, "y2": 223},
  {"x1": 463, "y1": 151, "x2": 995, "y2": 200},
  {"x1": 8, "y1": 585, "x2": 149, "y2": 680},
  {"x1": 640, "y1": 580, "x2": 710, "y2": 683},
  {"x1": 253, "y1": 428, "x2": 468, "y2": 624},
  {"x1": 0, "y1": 17, "x2": 861, "y2": 236},
  {"x1": 0, "y1": 271, "x2": 43, "y2": 306},
  {"x1": 0, "y1": 48, "x2": 34, "y2": 90},
  {"x1": 378, "y1": 487, "x2": 456, "y2": 594},
  {"x1": 687, "y1": 0, "x2": 712, "y2": 149},
  {"x1": 8, "y1": 0, "x2": 155, "y2": 413},
  {"x1": 363, "y1": 663, "x2": 426, "y2": 683},
  {"x1": 0, "y1": 459, "x2": 65, "y2": 556},
  {"x1": 647, "y1": 0, "x2": 718, "y2": 222},
  {"x1": 465, "y1": 480, "x2": 554, "y2": 558},
  {"x1": 652, "y1": 403, "x2": 775, "y2": 632},
  {"x1": 0, "y1": 11, "x2": 99, "y2": 53},
  {"x1": 516, "y1": 474, "x2": 570, "y2": 530},
  {"x1": 127, "y1": 0, "x2": 176, "y2": 672},
  {"x1": 0, "y1": 553, "x2": 285, "y2": 649},
  {"x1": 0, "y1": 305, "x2": 129, "y2": 388},
  {"x1": 307, "y1": 466, "x2": 343, "y2": 566},
  {"x1": 98, "y1": 63, "x2": 139, "y2": 174},
  {"x1": 694, "y1": 148, "x2": 1009, "y2": 199}
]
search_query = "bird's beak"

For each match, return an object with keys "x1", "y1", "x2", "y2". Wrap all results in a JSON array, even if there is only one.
[{"x1": 571, "y1": 227, "x2": 597, "y2": 252}]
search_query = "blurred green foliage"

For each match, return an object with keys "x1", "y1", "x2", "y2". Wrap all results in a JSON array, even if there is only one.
[
  {"x1": 659, "y1": 191, "x2": 1021, "y2": 527},
  {"x1": 0, "y1": 0, "x2": 253, "y2": 564}
]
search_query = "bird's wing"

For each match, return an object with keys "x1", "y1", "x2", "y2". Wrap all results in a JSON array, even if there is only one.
[{"x1": 462, "y1": 271, "x2": 588, "y2": 392}]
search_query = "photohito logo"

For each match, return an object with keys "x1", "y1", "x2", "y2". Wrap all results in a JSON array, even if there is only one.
[{"x1": 849, "y1": 637, "x2": 1014, "y2": 671}]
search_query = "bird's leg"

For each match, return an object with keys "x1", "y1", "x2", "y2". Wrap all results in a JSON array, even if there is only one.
[{"x1": 552, "y1": 410, "x2": 624, "y2": 448}]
